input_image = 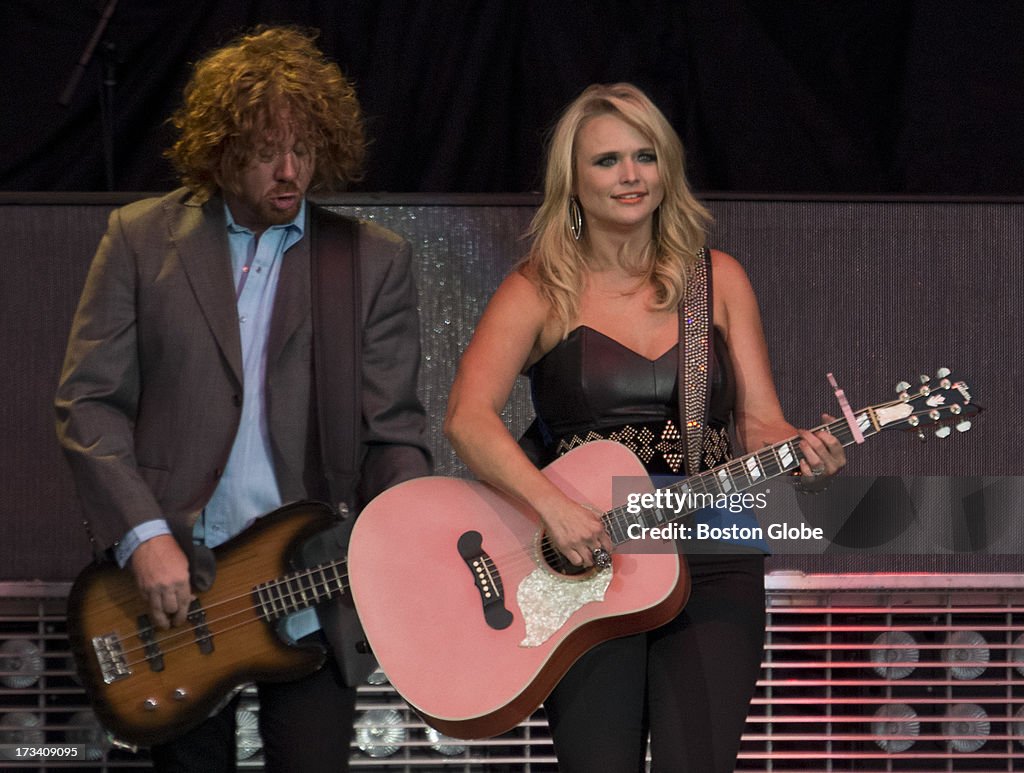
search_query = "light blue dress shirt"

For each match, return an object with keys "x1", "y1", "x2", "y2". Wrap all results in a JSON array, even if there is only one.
[{"x1": 196, "y1": 203, "x2": 301, "y2": 545}]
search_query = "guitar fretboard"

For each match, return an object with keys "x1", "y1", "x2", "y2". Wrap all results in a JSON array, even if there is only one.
[
  {"x1": 603, "y1": 411, "x2": 878, "y2": 545},
  {"x1": 253, "y1": 560, "x2": 349, "y2": 621}
]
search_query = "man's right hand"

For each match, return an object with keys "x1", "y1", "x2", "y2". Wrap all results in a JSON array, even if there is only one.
[{"x1": 129, "y1": 534, "x2": 193, "y2": 629}]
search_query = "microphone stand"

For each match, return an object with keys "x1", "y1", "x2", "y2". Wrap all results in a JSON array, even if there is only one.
[{"x1": 58, "y1": 0, "x2": 121, "y2": 191}]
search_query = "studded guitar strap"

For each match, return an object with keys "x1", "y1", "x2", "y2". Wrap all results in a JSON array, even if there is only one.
[{"x1": 678, "y1": 246, "x2": 713, "y2": 476}]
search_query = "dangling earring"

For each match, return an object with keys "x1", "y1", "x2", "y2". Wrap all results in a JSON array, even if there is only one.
[{"x1": 568, "y1": 196, "x2": 583, "y2": 241}]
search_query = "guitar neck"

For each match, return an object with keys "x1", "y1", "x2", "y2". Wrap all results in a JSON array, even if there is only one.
[
  {"x1": 603, "y1": 411, "x2": 880, "y2": 547},
  {"x1": 253, "y1": 558, "x2": 349, "y2": 621}
]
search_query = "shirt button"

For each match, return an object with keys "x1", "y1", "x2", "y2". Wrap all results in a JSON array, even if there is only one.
[{"x1": 239, "y1": 315, "x2": 247, "y2": 324}]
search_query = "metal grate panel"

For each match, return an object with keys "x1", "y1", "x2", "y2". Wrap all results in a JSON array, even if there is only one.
[
  {"x1": 2, "y1": 575, "x2": 1022, "y2": 771},
  {"x1": 741, "y1": 574, "x2": 1024, "y2": 772}
]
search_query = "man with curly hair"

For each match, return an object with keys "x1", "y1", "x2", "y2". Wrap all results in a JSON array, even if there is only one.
[{"x1": 56, "y1": 26, "x2": 431, "y2": 771}]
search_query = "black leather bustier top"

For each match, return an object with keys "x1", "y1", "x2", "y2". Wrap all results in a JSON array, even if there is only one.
[{"x1": 526, "y1": 325, "x2": 735, "y2": 474}]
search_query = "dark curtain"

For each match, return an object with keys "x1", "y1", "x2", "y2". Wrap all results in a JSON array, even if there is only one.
[{"x1": 1, "y1": 0, "x2": 1021, "y2": 194}]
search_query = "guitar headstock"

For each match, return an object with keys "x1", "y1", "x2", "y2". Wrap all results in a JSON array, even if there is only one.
[{"x1": 872, "y1": 367, "x2": 978, "y2": 440}]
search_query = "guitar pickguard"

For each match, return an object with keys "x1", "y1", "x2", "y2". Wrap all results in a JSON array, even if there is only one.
[{"x1": 517, "y1": 566, "x2": 613, "y2": 647}]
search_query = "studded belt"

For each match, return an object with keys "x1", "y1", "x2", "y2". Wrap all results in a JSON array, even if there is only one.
[{"x1": 551, "y1": 418, "x2": 732, "y2": 476}]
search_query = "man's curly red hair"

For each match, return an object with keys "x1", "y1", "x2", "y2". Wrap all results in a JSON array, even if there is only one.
[{"x1": 166, "y1": 26, "x2": 366, "y2": 200}]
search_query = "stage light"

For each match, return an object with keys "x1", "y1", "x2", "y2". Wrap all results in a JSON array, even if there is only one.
[
  {"x1": 942, "y1": 630, "x2": 988, "y2": 679},
  {"x1": 234, "y1": 707, "x2": 262, "y2": 761},
  {"x1": 942, "y1": 703, "x2": 989, "y2": 753},
  {"x1": 425, "y1": 726, "x2": 467, "y2": 756},
  {"x1": 870, "y1": 631, "x2": 918, "y2": 679},
  {"x1": 65, "y1": 710, "x2": 110, "y2": 761},
  {"x1": 0, "y1": 712, "x2": 44, "y2": 759},
  {"x1": 355, "y1": 709, "x2": 406, "y2": 758},
  {"x1": 366, "y1": 669, "x2": 390, "y2": 685},
  {"x1": 871, "y1": 704, "x2": 919, "y2": 752},
  {"x1": 0, "y1": 638, "x2": 43, "y2": 688},
  {"x1": 63, "y1": 655, "x2": 84, "y2": 686},
  {"x1": 1012, "y1": 633, "x2": 1024, "y2": 677},
  {"x1": 1013, "y1": 706, "x2": 1024, "y2": 748}
]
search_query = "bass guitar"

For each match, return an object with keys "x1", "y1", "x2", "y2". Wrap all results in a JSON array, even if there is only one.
[
  {"x1": 67, "y1": 501, "x2": 352, "y2": 746},
  {"x1": 347, "y1": 370, "x2": 976, "y2": 739}
]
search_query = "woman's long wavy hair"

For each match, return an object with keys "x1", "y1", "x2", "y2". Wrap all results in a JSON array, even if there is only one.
[
  {"x1": 166, "y1": 26, "x2": 366, "y2": 201},
  {"x1": 523, "y1": 83, "x2": 712, "y2": 332}
]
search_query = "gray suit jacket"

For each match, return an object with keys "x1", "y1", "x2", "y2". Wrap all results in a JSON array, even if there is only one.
[{"x1": 55, "y1": 188, "x2": 430, "y2": 673}]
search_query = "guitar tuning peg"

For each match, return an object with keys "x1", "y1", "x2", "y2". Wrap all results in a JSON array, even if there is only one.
[
  {"x1": 956, "y1": 420, "x2": 972, "y2": 433},
  {"x1": 937, "y1": 367, "x2": 951, "y2": 378},
  {"x1": 919, "y1": 374, "x2": 930, "y2": 384},
  {"x1": 916, "y1": 429, "x2": 927, "y2": 442},
  {"x1": 896, "y1": 381, "x2": 911, "y2": 393},
  {"x1": 935, "y1": 426, "x2": 952, "y2": 439}
]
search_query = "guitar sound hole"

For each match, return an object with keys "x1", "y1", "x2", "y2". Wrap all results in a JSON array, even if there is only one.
[{"x1": 539, "y1": 535, "x2": 588, "y2": 577}]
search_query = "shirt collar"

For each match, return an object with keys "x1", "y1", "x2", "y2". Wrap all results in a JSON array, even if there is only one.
[{"x1": 224, "y1": 199, "x2": 307, "y2": 237}]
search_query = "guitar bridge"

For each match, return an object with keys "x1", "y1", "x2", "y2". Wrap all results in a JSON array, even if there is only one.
[
  {"x1": 457, "y1": 531, "x2": 513, "y2": 630},
  {"x1": 92, "y1": 633, "x2": 131, "y2": 684}
]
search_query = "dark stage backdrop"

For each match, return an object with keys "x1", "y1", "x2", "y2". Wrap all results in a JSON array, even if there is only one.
[
  {"x1": 1, "y1": 1, "x2": 1022, "y2": 195},
  {"x1": 0, "y1": 192, "x2": 1019, "y2": 582}
]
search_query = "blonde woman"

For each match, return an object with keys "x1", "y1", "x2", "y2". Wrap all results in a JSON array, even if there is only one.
[{"x1": 445, "y1": 83, "x2": 844, "y2": 771}]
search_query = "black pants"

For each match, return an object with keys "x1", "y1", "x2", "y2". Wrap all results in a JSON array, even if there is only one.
[
  {"x1": 149, "y1": 657, "x2": 357, "y2": 773},
  {"x1": 544, "y1": 552, "x2": 766, "y2": 773}
]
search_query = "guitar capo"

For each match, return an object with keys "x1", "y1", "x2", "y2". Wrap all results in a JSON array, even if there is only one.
[{"x1": 827, "y1": 372, "x2": 864, "y2": 444}]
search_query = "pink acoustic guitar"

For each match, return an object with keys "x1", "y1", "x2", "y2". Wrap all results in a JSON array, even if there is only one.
[{"x1": 347, "y1": 371, "x2": 976, "y2": 739}]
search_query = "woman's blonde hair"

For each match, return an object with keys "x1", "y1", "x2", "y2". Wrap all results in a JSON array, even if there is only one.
[
  {"x1": 166, "y1": 26, "x2": 365, "y2": 201},
  {"x1": 522, "y1": 83, "x2": 711, "y2": 330}
]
